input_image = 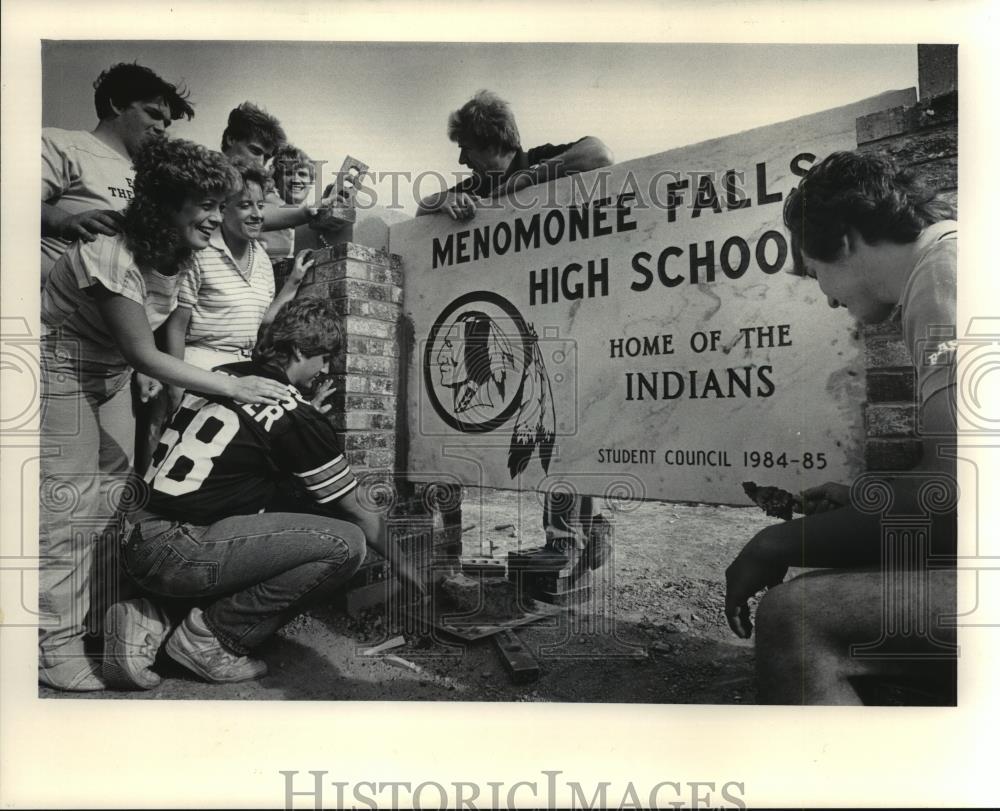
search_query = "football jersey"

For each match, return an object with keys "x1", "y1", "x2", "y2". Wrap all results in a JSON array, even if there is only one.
[{"x1": 144, "y1": 362, "x2": 356, "y2": 524}]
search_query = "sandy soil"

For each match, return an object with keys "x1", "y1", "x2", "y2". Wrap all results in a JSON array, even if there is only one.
[{"x1": 41, "y1": 487, "x2": 780, "y2": 703}]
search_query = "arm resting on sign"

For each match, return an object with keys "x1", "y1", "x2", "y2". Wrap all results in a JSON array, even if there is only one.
[{"x1": 494, "y1": 137, "x2": 615, "y2": 199}]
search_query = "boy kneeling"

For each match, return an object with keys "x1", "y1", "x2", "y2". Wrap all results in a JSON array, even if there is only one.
[{"x1": 104, "y1": 296, "x2": 424, "y2": 687}]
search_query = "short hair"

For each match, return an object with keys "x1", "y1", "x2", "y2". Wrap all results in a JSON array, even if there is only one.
[
  {"x1": 123, "y1": 137, "x2": 239, "y2": 269},
  {"x1": 447, "y1": 90, "x2": 521, "y2": 152},
  {"x1": 221, "y1": 101, "x2": 287, "y2": 156},
  {"x1": 226, "y1": 156, "x2": 271, "y2": 199},
  {"x1": 93, "y1": 62, "x2": 194, "y2": 121},
  {"x1": 272, "y1": 143, "x2": 315, "y2": 201},
  {"x1": 254, "y1": 296, "x2": 343, "y2": 368},
  {"x1": 783, "y1": 150, "x2": 956, "y2": 275}
]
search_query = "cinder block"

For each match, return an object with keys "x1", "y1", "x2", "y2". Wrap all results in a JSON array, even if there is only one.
[
  {"x1": 866, "y1": 369, "x2": 916, "y2": 404},
  {"x1": 864, "y1": 336, "x2": 913, "y2": 369},
  {"x1": 865, "y1": 404, "x2": 917, "y2": 437},
  {"x1": 865, "y1": 438, "x2": 923, "y2": 471}
]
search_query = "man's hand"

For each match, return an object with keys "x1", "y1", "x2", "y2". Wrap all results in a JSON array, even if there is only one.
[
  {"x1": 440, "y1": 191, "x2": 478, "y2": 222},
  {"x1": 134, "y1": 372, "x2": 163, "y2": 403},
  {"x1": 59, "y1": 209, "x2": 122, "y2": 242},
  {"x1": 800, "y1": 481, "x2": 851, "y2": 515},
  {"x1": 724, "y1": 538, "x2": 789, "y2": 639},
  {"x1": 310, "y1": 378, "x2": 336, "y2": 414}
]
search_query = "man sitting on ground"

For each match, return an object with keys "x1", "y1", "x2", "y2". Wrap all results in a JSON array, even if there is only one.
[
  {"x1": 103, "y1": 296, "x2": 425, "y2": 688},
  {"x1": 724, "y1": 150, "x2": 958, "y2": 705}
]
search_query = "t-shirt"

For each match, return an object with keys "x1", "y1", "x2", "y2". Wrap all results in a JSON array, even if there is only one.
[
  {"x1": 41, "y1": 128, "x2": 135, "y2": 279},
  {"x1": 451, "y1": 141, "x2": 582, "y2": 199},
  {"x1": 259, "y1": 189, "x2": 299, "y2": 261},
  {"x1": 144, "y1": 361, "x2": 357, "y2": 524},
  {"x1": 897, "y1": 220, "x2": 958, "y2": 408},
  {"x1": 178, "y1": 231, "x2": 275, "y2": 356},
  {"x1": 42, "y1": 234, "x2": 185, "y2": 381}
]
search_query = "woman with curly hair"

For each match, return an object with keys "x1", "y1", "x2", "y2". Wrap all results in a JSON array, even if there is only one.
[{"x1": 39, "y1": 136, "x2": 289, "y2": 692}]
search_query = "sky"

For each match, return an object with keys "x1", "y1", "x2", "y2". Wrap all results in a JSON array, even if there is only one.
[{"x1": 41, "y1": 42, "x2": 917, "y2": 214}]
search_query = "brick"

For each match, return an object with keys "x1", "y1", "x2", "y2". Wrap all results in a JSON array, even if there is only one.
[
  {"x1": 346, "y1": 394, "x2": 395, "y2": 411},
  {"x1": 344, "y1": 412, "x2": 379, "y2": 430},
  {"x1": 344, "y1": 299, "x2": 401, "y2": 322},
  {"x1": 310, "y1": 259, "x2": 350, "y2": 284},
  {"x1": 346, "y1": 449, "x2": 368, "y2": 467},
  {"x1": 327, "y1": 242, "x2": 393, "y2": 265},
  {"x1": 365, "y1": 449, "x2": 395, "y2": 468},
  {"x1": 865, "y1": 404, "x2": 917, "y2": 437},
  {"x1": 344, "y1": 316, "x2": 395, "y2": 340},
  {"x1": 369, "y1": 377, "x2": 396, "y2": 395},
  {"x1": 345, "y1": 354, "x2": 394, "y2": 376},
  {"x1": 862, "y1": 321, "x2": 904, "y2": 339},
  {"x1": 864, "y1": 438, "x2": 922, "y2": 471},
  {"x1": 330, "y1": 373, "x2": 370, "y2": 394},
  {"x1": 328, "y1": 278, "x2": 395, "y2": 302},
  {"x1": 345, "y1": 431, "x2": 391, "y2": 450},
  {"x1": 372, "y1": 413, "x2": 396, "y2": 430},
  {"x1": 864, "y1": 336, "x2": 913, "y2": 368},
  {"x1": 866, "y1": 369, "x2": 915, "y2": 403}
]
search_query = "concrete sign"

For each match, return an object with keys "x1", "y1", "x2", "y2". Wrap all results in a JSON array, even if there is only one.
[{"x1": 392, "y1": 89, "x2": 915, "y2": 504}]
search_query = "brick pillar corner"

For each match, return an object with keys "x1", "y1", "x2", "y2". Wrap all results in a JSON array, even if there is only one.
[{"x1": 296, "y1": 242, "x2": 403, "y2": 479}]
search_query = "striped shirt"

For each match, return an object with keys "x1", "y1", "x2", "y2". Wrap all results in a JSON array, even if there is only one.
[{"x1": 178, "y1": 230, "x2": 275, "y2": 355}]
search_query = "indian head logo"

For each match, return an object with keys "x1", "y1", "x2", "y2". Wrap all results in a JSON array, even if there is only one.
[{"x1": 424, "y1": 291, "x2": 556, "y2": 478}]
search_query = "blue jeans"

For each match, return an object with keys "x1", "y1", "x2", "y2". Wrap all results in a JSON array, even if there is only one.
[
  {"x1": 39, "y1": 335, "x2": 136, "y2": 671},
  {"x1": 124, "y1": 512, "x2": 366, "y2": 654}
]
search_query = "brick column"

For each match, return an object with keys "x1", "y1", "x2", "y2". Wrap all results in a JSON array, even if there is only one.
[
  {"x1": 854, "y1": 45, "x2": 957, "y2": 471},
  {"x1": 295, "y1": 242, "x2": 403, "y2": 477}
]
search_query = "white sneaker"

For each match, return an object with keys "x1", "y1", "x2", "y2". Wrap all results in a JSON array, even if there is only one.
[{"x1": 164, "y1": 607, "x2": 267, "y2": 683}]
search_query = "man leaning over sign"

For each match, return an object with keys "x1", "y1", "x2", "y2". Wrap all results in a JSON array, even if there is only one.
[
  {"x1": 417, "y1": 89, "x2": 615, "y2": 562},
  {"x1": 724, "y1": 151, "x2": 958, "y2": 705}
]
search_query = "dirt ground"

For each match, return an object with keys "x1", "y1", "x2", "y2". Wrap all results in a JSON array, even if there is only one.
[{"x1": 42, "y1": 487, "x2": 781, "y2": 703}]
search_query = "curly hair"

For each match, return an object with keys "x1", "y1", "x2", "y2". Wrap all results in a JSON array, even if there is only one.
[
  {"x1": 254, "y1": 296, "x2": 343, "y2": 367},
  {"x1": 227, "y1": 156, "x2": 272, "y2": 198},
  {"x1": 122, "y1": 138, "x2": 239, "y2": 271},
  {"x1": 221, "y1": 101, "x2": 287, "y2": 156},
  {"x1": 93, "y1": 62, "x2": 194, "y2": 121},
  {"x1": 272, "y1": 144, "x2": 315, "y2": 203},
  {"x1": 447, "y1": 90, "x2": 521, "y2": 152},
  {"x1": 783, "y1": 150, "x2": 956, "y2": 275}
]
